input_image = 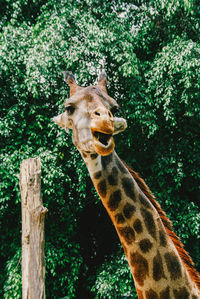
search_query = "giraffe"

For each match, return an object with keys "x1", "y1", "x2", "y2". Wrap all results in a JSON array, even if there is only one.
[{"x1": 53, "y1": 71, "x2": 200, "y2": 298}]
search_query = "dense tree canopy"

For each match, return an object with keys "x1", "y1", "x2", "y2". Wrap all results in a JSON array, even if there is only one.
[{"x1": 0, "y1": 0, "x2": 200, "y2": 298}]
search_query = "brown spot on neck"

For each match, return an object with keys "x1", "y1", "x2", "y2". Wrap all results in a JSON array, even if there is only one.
[
  {"x1": 139, "y1": 238, "x2": 153, "y2": 254},
  {"x1": 159, "y1": 227, "x2": 167, "y2": 247},
  {"x1": 141, "y1": 208, "x2": 157, "y2": 240},
  {"x1": 101, "y1": 153, "x2": 113, "y2": 169},
  {"x1": 145, "y1": 288, "x2": 158, "y2": 299},
  {"x1": 164, "y1": 252, "x2": 182, "y2": 280},
  {"x1": 107, "y1": 189, "x2": 122, "y2": 211},
  {"x1": 123, "y1": 202, "x2": 136, "y2": 219},
  {"x1": 159, "y1": 286, "x2": 170, "y2": 299},
  {"x1": 93, "y1": 171, "x2": 102, "y2": 179},
  {"x1": 115, "y1": 213, "x2": 125, "y2": 224},
  {"x1": 91, "y1": 153, "x2": 98, "y2": 160},
  {"x1": 118, "y1": 226, "x2": 135, "y2": 244},
  {"x1": 130, "y1": 251, "x2": 149, "y2": 286},
  {"x1": 122, "y1": 177, "x2": 136, "y2": 201},
  {"x1": 133, "y1": 219, "x2": 143, "y2": 234},
  {"x1": 173, "y1": 286, "x2": 189, "y2": 299},
  {"x1": 153, "y1": 250, "x2": 166, "y2": 281},
  {"x1": 97, "y1": 180, "x2": 107, "y2": 198},
  {"x1": 108, "y1": 166, "x2": 118, "y2": 185}
]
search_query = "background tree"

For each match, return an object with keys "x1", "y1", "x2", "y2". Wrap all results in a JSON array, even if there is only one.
[{"x1": 0, "y1": 0, "x2": 199, "y2": 298}]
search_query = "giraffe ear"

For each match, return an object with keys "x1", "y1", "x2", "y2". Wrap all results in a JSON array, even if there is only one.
[
  {"x1": 97, "y1": 71, "x2": 107, "y2": 93},
  {"x1": 63, "y1": 71, "x2": 80, "y2": 96},
  {"x1": 53, "y1": 113, "x2": 69, "y2": 133}
]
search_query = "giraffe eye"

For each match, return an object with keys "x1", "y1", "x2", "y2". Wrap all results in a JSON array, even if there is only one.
[{"x1": 65, "y1": 105, "x2": 75, "y2": 115}]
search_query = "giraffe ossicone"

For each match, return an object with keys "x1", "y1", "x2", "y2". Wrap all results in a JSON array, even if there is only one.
[{"x1": 53, "y1": 72, "x2": 200, "y2": 298}]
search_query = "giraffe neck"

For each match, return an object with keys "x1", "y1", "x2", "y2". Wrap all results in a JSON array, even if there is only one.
[{"x1": 81, "y1": 151, "x2": 200, "y2": 298}]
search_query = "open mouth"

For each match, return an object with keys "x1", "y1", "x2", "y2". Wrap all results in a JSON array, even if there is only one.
[{"x1": 93, "y1": 131, "x2": 112, "y2": 146}]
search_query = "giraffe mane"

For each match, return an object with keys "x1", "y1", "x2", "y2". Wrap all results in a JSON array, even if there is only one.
[{"x1": 123, "y1": 162, "x2": 200, "y2": 290}]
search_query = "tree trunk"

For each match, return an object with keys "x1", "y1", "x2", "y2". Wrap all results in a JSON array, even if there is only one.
[{"x1": 20, "y1": 158, "x2": 47, "y2": 299}]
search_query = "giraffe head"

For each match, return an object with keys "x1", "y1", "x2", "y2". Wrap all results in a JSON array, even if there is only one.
[{"x1": 53, "y1": 72, "x2": 127, "y2": 156}]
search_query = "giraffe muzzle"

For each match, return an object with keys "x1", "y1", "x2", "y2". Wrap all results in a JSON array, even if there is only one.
[{"x1": 90, "y1": 108, "x2": 125, "y2": 155}]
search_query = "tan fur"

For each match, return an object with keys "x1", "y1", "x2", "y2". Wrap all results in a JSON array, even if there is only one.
[{"x1": 124, "y1": 162, "x2": 200, "y2": 292}]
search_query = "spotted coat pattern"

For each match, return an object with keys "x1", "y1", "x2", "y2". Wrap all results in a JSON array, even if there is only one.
[{"x1": 82, "y1": 151, "x2": 200, "y2": 299}]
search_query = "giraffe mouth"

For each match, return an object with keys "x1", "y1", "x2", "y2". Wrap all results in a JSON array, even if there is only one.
[
  {"x1": 91, "y1": 127, "x2": 115, "y2": 156},
  {"x1": 93, "y1": 131, "x2": 112, "y2": 146}
]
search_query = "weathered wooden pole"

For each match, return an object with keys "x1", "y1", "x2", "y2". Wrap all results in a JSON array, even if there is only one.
[{"x1": 20, "y1": 158, "x2": 47, "y2": 299}]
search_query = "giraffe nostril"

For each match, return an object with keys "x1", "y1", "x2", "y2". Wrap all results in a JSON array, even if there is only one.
[
  {"x1": 93, "y1": 108, "x2": 112, "y2": 119},
  {"x1": 108, "y1": 111, "x2": 112, "y2": 118}
]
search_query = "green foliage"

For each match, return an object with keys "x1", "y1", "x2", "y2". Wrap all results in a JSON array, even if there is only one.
[
  {"x1": 147, "y1": 38, "x2": 200, "y2": 128},
  {"x1": 3, "y1": 249, "x2": 22, "y2": 299},
  {"x1": 1, "y1": 0, "x2": 200, "y2": 298},
  {"x1": 92, "y1": 252, "x2": 137, "y2": 299},
  {"x1": 45, "y1": 242, "x2": 82, "y2": 298}
]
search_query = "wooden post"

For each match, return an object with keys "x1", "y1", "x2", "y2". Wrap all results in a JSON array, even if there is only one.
[{"x1": 20, "y1": 158, "x2": 47, "y2": 299}]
